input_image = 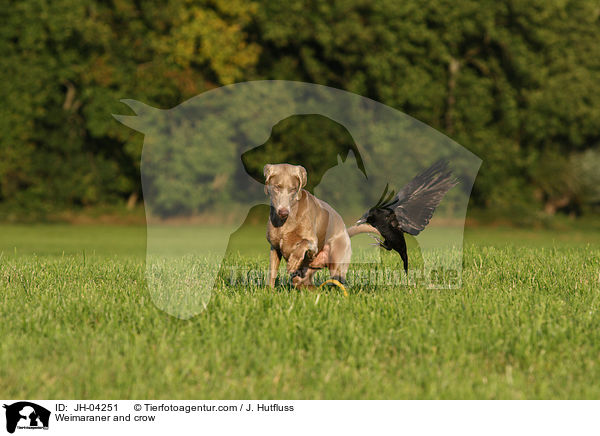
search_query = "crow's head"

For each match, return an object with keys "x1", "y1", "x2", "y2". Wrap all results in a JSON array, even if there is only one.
[
  {"x1": 356, "y1": 183, "x2": 396, "y2": 227},
  {"x1": 356, "y1": 207, "x2": 394, "y2": 229}
]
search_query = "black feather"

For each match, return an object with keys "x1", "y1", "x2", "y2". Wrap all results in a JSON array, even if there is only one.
[{"x1": 358, "y1": 160, "x2": 458, "y2": 272}]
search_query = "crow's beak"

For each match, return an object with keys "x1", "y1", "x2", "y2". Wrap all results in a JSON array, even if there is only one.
[{"x1": 355, "y1": 214, "x2": 368, "y2": 225}]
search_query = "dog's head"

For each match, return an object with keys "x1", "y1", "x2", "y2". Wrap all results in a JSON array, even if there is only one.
[{"x1": 264, "y1": 163, "x2": 307, "y2": 221}]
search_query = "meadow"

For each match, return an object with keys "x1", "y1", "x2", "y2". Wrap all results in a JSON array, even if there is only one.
[{"x1": 0, "y1": 223, "x2": 599, "y2": 399}]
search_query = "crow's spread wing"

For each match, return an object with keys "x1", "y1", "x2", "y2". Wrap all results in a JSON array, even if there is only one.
[{"x1": 385, "y1": 160, "x2": 458, "y2": 236}]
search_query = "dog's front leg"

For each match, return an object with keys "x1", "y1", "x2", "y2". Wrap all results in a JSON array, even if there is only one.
[
  {"x1": 287, "y1": 239, "x2": 317, "y2": 274},
  {"x1": 268, "y1": 247, "x2": 282, "y2": 288}
]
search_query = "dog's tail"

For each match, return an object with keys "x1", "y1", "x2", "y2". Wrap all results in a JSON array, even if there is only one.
[{"x1": 347, "y1": 223, "x2": 380, "y2": 237}]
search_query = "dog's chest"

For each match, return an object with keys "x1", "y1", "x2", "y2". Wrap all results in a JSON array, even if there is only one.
[{"x1": 267, "y1": 222, "x2": 306, "y2": 259}]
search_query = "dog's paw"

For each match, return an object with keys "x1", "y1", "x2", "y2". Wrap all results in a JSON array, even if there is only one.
[
  {"x1": 308, "y1": 250, "x2": 328, "y2": 269},
  {"x1": 308, "y1": 244, "x2": 329, "y2": 269}
]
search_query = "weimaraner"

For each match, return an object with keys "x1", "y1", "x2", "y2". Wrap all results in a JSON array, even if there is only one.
[{"x1": 264, "y1": 163, "x2": 377, "y2": 289}]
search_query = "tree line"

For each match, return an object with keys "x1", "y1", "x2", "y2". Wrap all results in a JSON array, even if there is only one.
[{"x1": 1, "y1": 0, "x2": 598, "y2": 220}]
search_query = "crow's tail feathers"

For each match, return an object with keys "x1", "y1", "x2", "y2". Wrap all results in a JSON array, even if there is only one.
[{"x1": 347, "y1": 223, "x2": 381, "y2": 237}]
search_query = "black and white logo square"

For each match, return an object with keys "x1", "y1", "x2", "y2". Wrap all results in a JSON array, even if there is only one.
[{"x1": 3, "y1": 402, "x2": 50, "y2": 433}]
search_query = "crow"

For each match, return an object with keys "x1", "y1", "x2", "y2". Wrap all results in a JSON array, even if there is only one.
[{"x1": 355, "y1": 160, "x2": 458, "y2": 272}]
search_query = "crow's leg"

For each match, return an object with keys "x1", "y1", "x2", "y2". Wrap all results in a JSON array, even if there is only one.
[{"x1": 368, "y1": 233, "x2": 391, "y2": 250}]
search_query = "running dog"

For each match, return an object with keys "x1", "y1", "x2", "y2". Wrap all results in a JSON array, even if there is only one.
[{"x1": 264, "y1": 163, "x2": 375, "y2": 288}]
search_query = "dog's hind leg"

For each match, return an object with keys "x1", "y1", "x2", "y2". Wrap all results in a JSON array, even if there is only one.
[{"x1": 327, "y1": 233, "x2": 352, "y2": 284}]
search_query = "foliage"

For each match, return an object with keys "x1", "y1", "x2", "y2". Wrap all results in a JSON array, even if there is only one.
[
  {"x1": 0, "y1": 0, "x2": 259, "y2": 218},
  {"x1": 571, "y1": 148, "x2": 600, "y2": 212},
  {"x1": 0, "y1": 0, "x2": 598, "y2": 219},
  {"x1": 254, "y1": 0, "x2": 600, "y2": 217}
]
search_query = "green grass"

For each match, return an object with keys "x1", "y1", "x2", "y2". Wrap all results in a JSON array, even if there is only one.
[{"x1": 1, "y1": 223, "x2": 599, "y2": 398}]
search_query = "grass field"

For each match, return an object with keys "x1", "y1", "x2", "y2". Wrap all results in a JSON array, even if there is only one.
[{"x1": 1, "y1": 223, "x2": 599, "y2": 399}]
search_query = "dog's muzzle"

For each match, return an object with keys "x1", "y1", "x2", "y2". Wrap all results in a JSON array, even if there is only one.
[{"x1": 277, "y1": 208, "x2": 289, "y2": 220}]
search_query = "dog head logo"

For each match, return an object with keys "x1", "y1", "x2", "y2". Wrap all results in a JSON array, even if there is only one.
[
  {"x1": 3, "y1": 402, "x2": 50, "y2": 433},
  {"x1": 314, "y1": 150, "x2": 367, "y2": 216},
  {"x1": 114, "y1": 80, "x2": 481, "y2": 318}
]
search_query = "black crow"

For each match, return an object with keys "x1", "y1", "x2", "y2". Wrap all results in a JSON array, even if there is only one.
[{"x1": 355, "y1": 160, "x2": 458, "y2": 272}]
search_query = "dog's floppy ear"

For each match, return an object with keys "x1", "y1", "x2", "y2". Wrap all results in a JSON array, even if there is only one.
[
  {"x1": 296, "y1": 165, "x2": 307, "y2": 188},
  {"x1": 263, "y1": 164, "x2": 274, "y2": 194},
  {"x1": 295, "y1": 165, "x2": 307, "y2": 200}
]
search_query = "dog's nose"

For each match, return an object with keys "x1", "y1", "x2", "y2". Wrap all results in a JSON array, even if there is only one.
[{"x1": 278, "y1": 208, "x2": 289, "y2": 219}]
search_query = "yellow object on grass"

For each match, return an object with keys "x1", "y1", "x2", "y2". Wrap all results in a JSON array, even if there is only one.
[{"x1": 319, "y1": 279, "x2": 348, "y2": 297}]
